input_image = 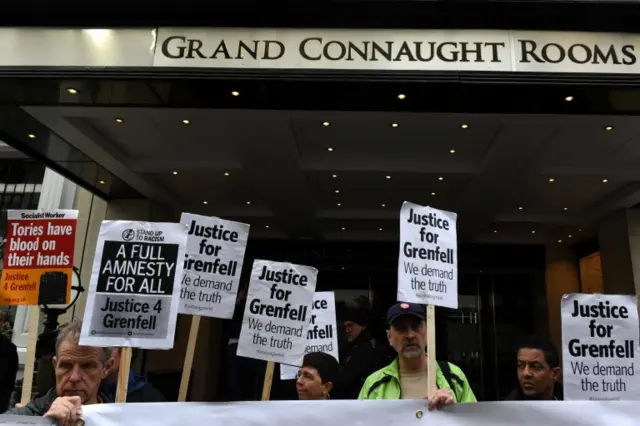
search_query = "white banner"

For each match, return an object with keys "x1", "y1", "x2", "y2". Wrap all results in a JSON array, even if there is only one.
[
  {"x1": 155, "y1": 28, "x2": 640, "y2": 74},
  {"x1": 79, "y1": 220, "x2": 188, "y2": 349},
  {"x1": 561, "y1": 293, "x2": 640, "y2": 401},
  {"x1": 398, "y1": 202, "x2": 458, "y2": 309},
  {"x1": 64, "y1": 400, "x2": 640, "y2": 426},
  {"x1": 280, "y1": 291, "x2": 339, "y2": 380},
  {"x1": 178, "y1": 213, "x2": 250, "y2": 319},
  {"x1": 237, "y1": 259, "x2": 318, "y2": 365}
]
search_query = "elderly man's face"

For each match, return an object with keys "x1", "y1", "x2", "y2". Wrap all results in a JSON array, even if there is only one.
[
  {"x1": 387, "y1": 315, "x2": 426, "y2": 359},
  {"x1": 53, "y1": 340, "x2": 109, "y2": 404}
]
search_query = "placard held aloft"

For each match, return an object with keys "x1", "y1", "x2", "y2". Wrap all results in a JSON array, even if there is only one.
[
  {"x1": 79, "y1": 220, "x2": 188, "y2": 349},
  {"x1": 398, "y1": 201, "x2": 458, "y2": 309}
]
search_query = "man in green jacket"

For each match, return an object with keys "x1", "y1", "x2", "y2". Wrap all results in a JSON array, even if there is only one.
[{"x1": 358, "y1": 302, "x2": 476, "y2": 410}]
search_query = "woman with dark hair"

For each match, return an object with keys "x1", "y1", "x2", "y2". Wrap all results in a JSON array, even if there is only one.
[{"x1": 296, "y1": 352, "x2": 341, "y2": 400}]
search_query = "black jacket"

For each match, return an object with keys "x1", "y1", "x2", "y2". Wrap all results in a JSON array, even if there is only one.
[
  {"x1": 332, "y1": 329, "x2": 387, "y2": 399},
  {"x1": 504, "y1": 383, "x2": 564, "y2": 401},
  {"x1": 0, "y1": 335, "x2": 18, "y2": 413},
  {"x1": 7, "y1": 380, "x2": 165, "y2": 416}
]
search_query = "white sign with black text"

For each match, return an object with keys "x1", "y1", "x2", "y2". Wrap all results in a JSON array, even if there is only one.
[
  {"x1": 237, "y1": 260, "x2": 318, "y2": 365},
  {"x1": 79, "y1": 220, "x2": 188, "y2": 349},
  {"x1": 280, "y1": 291, "x2": 339, "y2": 380},
  {"x1": 398, "y1": 202, "x2": 458, "y2": 309},
  {"x1": 178, "y1": 213, "x2": 249, "y2": 319},
  {"x1": 561, "y1": 293, "x2": 640, "y2": 400},
  {"x1": 154, "y1": 28, "x2": 640, "y2": 74}
]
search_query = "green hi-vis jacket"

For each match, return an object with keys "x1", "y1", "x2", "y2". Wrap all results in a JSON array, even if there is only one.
[{"x1": 357, "y1": 358, "x2": 477, "y2": 402}]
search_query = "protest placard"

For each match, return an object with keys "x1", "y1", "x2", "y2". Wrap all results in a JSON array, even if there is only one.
[
  {"x1": 398, "y1": 201, "x2": 458, "y2": 309},
  {"x1": 280, "y1": 291, "x2": 339, "y2": 380},
  {"x1": 79, "y1": 220, "x2": 188, "y2": 349},
  {"x1": 0, "y1": 210, "x2": 78, "y2": 305},
  {"x1": 561, "y1": 293, "x2": 640, "y2": 400},
  {"x1": 179, "y1": 213, "x2": 249, "y2": 318},
  {"x1": 237, "y1": 259, "x2": 318, "y2": 366}
]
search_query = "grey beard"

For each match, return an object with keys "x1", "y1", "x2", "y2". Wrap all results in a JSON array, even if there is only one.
[{"x1": 401, "y1": 346, "x2": 423, "y2": 358}]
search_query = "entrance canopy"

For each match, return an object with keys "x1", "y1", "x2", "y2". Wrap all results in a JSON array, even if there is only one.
[{"x1": 2, "y1": 27, "x2": 640, "y2": 245}]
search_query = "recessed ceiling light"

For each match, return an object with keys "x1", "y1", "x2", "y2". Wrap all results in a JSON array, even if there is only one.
[
  {"x1": 602, "y1": 178, "x2": 609, "y2": 183},
  {"x1": 532, "y1": 230, "x2": 536, "y2": 234},
  {"x1": 398, "y1": 94, "x2": 406, "y2": 100},
  {"x1": 379, "y1": 228, "x2": 383, "y2": 231},
  {"x1": 564, "y1": 207, "x2": 568, "y2": 211},
  {"x1": 568, "y1": 234, "x2": 573, "y2": 238},
  {"x1": 386, "y1": 175, "x2": 391, "y2": 180},
  {"x1": 565, "y1": 96, "x2": 574, "y2": 102},
  {"x1": 558, "y1": 239, "x2": 563, "y2": 243},
  {"x1": 461, "y1": 124, "x2": 469, "y2": 129},
  {"x1": 605, "y1": 125, "x2": 613, "y2": 131},
  {"x1": 381, "y1": 204, "x2": 386, "y2": 207},
  {"x1": 265, "y1": 225, "x2": 270, "y2": 229},
  {"x1": 493, "y1": 230, "x2": 498, "y2": 233},
  {"x1": 202, "y1": 201, "x2": 208, "y2": 205},
  {"x1": 431, "y1": 192, "x2": 436, "y2": 196},
  {"x1": 579, "y1": 228, "x2": 583, "y2": 232},
  {"x1": 335, "y1": 190, "x2": 340, "y2": 194},
  {"x1": 518, "y1": 206, "x2": 523, "y2": 210},
  {"x1": 27, "y1": 133, "x2": 35, "y2": 139},
  {"x1": 231, "y1": 91, "x2": 240, "y2": 96},
  {"x1": 224, "y1": 172, "x2": 230, "y2": 176},
  {"x1": 337, "y1": 203, "x2": 341, "y2": 207},
  {"x1": 172, "y1": 171, "x2": 178, "y2": 175},
  {"x1": 115, "y1": 118, "x2": 124, "y2": 123},
  {"x1": 449, "y1": 149, "x2": 456, "y2": 154},
  {"x1": 332, "y1": 174, "x2": 338, "y2": 178},
  {"x1": 323, "y1": 121, "x2": 330, "y2": 127},
  {"x1": 327, "y1": 147, "x2": 334, "y2": 152},
  {"x1": 391, "y1": 123, "x2": 399, "y2": 128},
  {"x1": 438, "y1": 177, "x2": 444, "y2": 181},
  {"x1": 548, "y1": 178, "x2": 555, "y2": 183},
  {"x1": 182, "y1": 119, "x2": 190, "y2": 124},
  {"x1": 99, "y1": 180, "x2": 106, "y2": 185},
  {"x1": 341, "y1": 227, "x2": 346, "y2": 231},
  {"x1": 246, "y1": 201, "x2": 251, "y2": 205},
  {"x1": 66, "y1": 88, "x2": 78, "y2": 95}
]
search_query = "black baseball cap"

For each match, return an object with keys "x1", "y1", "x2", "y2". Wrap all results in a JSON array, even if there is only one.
[{"x1": 387, "y1": 302, "x2": 426, "y2": 326}]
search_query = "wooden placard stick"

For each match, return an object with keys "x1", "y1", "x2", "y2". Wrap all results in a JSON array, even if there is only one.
[
  {"x1": 20, "y1": 307, "x2": 40, "y2": 404},
  {"x1": 261, "y1": 361, "x2": 275, "y2": 401},
  {"x1": 115, "y1": 347, "x2": 133, "y2": 403},
  {"x1": 426, "y1": 304, "x2": 437, "y2": 397},
  {"x1": 178, "y1": 315, "x2": 201, "y2": 401}
]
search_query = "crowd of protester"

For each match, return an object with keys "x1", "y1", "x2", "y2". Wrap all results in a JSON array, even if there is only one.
[{"x1": 0, "y1": 293, "x2": 563, "y2": 426}]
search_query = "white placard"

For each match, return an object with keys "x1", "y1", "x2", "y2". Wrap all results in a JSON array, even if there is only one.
[
  {"x1": 79, "y1": 220, "x2": 188, "y2": 349},
  {"x1": 280, "y1": 291, "x2": 339, "y2": 380},
  {"x1": 178, "y1": 213, "x2": 250, "y2": 319},
  {"x1": 561, "y1": 293, "x2": 640, "y2": 401},
  {"x1": 237, "y1": 259, "x2": 318, "y2": 365},
  {"x1": 79, "y1": 400, "x2": 640, "y2": 426},
  {"x1": 397, "y1": 201, "x2": 458, "y2": 309}
]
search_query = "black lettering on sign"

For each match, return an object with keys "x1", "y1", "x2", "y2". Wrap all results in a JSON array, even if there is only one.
[
  {"x1": 96, "y1": 241, "x2": 179, "y2": 295},
  {"x1": 161, "y1": 36, "x2": 285, "y2": 61},
  {"x1": 518, "y1": 40, "x2": 637, "y2": 66}
]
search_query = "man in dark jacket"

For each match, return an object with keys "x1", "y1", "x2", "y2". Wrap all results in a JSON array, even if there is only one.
[
  {"x1": 504, "y1": 336, "x2": 563, "y2": 401},
  {"x1": 8, "y1": 319, "x2": 162, "y2": 423},
  {"x1": 0, "y1": 311, "x2": 18, "y2": 413},
  {"x1": 332, "y1": 303, "x2": 386, "y2": 399}
]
